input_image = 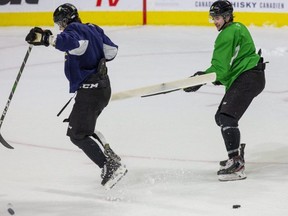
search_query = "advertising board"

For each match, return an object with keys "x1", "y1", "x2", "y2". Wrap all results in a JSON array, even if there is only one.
[{"x1": 0, "y1": 0, "x2": 287, "y2": 26}]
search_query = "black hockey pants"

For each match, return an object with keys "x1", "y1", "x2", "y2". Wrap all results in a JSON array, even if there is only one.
[
  {"x1": 67, "y1": 73, "x2": 111, "y2": 168},
  {"x1": 215, "y1": 65, "x2": 266, "y2": 158}
]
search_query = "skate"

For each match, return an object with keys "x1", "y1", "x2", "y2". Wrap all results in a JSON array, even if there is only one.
[
  {"x1": 219, "y1": 143, "x2": 246, "y2": 170},
  {"x1": 101, "y1": 158, "x2": 128, "y2": 190},
  {"x1": 217, "y1": 155, "x2": 246, "y2": 181}
]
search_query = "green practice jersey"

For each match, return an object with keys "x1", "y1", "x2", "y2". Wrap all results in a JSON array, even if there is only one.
[{"x1": 205, "y1": 22, "x2": 260, "y2": 90}]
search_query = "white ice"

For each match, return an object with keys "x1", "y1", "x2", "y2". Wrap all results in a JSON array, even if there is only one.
[{"x1": 0, "y1": 25, "x2": 288, "y2": 216}]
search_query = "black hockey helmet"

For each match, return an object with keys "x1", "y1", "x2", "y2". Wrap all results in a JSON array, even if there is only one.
[
  {"x1": 209, "y1": 0, "x2": 233, "y2": 18},
  {"x1": 53, "y1": 3, "x2": 79, "y2": 28}
]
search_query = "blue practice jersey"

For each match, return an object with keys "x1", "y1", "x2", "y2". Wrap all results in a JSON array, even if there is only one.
[{"x1": 55, "y1": 22, "x2": 118, "y2": 93}]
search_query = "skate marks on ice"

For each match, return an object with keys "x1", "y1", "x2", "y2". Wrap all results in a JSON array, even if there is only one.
[
  {"x1": 35, "y1": 166, "x2": 218, "y2": 212},
  {"x1": 36, "y1": 187, "x2": 125, "y2": 202},
  {"x1": 1, "y1": 151, "x2": 288, "y2": 216},
  {"x1": 27, "y1": 164, "x2": 288, "y2": 216}
]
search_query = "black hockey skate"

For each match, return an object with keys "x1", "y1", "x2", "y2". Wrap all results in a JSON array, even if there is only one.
[{"x1": 101, "y1": 158, "x2": 128, "y2": 190}]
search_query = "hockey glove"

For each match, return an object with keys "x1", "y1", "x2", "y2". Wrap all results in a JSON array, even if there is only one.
[
  {"x1": 183, "y1": 71, "x2": 206, "y2": 92},
  {"x1": 25, "y1": 27, "x2": 52, "y2": 47}
]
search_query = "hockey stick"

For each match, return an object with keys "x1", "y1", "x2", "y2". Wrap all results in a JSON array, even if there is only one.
[
  {"x1": 141, "y1": 83, "x2": 208, "y2": 98},
  {"x1": 92, "y1": 131, "x2": 121, "y2": 162},
  {"x1": 111, "y1": 72, "x2": 216, "y2": 101},
  {"x1": 141, "y1": 88, "x2": 181, "y2": 98},
  {"x1": 0, "y1": 45, "x2": 33, "y2": 149}
]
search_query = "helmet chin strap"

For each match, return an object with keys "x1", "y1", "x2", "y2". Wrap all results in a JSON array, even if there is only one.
[
  {"x1": 218, "y1": 15, "x2": 231, "y2": 31},
  {"x1": 218, "y1": 20, "x2": 227, "y2": 31}
]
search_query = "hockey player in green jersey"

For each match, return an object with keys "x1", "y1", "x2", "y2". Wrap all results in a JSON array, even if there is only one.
[{"x1": 184, "y1": 0, "x2": 266, "y2": 181}]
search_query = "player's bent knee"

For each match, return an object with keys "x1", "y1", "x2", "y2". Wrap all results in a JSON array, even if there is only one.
[
  {"x1": 70, "y1": 136, "x2": 86, "y2": 148},
  {"x1": 216, "y1": 113, "x2": 238, "y2": 127}
]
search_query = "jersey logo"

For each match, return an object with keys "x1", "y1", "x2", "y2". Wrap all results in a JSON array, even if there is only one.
[{"x1": 81, "y1": 83, "x2": 99, "y2": 89}]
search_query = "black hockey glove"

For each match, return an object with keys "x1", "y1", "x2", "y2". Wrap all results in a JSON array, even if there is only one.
[
  {"x1": 183, "y1": 71, "x2": 206, "y2": 92},
  {"x1": 25, "y1": 27, "x2": 52, "y2": 47}
]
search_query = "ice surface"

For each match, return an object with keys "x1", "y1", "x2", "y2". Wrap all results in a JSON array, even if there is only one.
[{"x1": 0, "y1": 25, "x2": 287, "y2": 216}]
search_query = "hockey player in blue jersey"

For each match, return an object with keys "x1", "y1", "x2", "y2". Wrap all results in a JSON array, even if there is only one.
[{"x1": 25, "y1": 3, "x2": 127, "y2": 189}]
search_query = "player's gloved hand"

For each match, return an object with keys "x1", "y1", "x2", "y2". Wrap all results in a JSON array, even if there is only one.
[
  {"x1": 183, "y1": 71, "x2": 206, "y2": 92},
  {"x1": 25, "y1": 27, "x2": 52, "y2": 47}
]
